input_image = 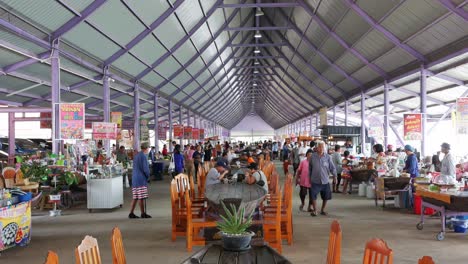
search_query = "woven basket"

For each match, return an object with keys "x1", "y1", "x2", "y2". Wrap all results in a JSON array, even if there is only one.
[{"x1": 4, "y1": 178, "x2": 15, "y2": 188}]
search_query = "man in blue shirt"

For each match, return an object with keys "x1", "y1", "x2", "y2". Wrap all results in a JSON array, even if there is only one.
[{"x1": 308, "y1": 141, "x2": 337, "y2": 216}]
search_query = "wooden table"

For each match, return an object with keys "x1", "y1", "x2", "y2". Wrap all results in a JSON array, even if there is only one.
[
  {"x1": 181, "y1": 244, "x2": 291, "y2": 264},
  {"x1": 15, "y1": 182, "x2": 39, "y2": 194},
  {"x1": 205, "y1": 183, "x2": 267, "y2": 216}
]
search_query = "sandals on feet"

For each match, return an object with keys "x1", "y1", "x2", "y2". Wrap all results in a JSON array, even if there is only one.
[
  {"x1": 310, "y1": 210, "x2": 317, "y2": 217},
  {"x1": 128, "y1": 213, "x2": 139, "y2": 219},
  {"x1": 320, "y1": 211, "x2": 328, "y2": 216}
]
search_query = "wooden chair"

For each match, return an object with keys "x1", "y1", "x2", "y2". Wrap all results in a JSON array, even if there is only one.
[
  {"x1": 326, "y1": 220, "x2": 342, "y2": 264},
  {"x1": 196, "y1": 167, "x2": 207, "y2": 198},
  {"x1": 258, "y1": 190, "x2": 282, "y2": 253},
  {"x1": 44, "y1": 250, "x2": 59, "y2": 264},
  {"x1": 111, "y1": 227, "x2": 126, "y2": 264},
  {"x1": 418, "y1": 256, "x2": 435, "y2": 264},
  {"x1": 75, "y1": 235, "x2": 102, "y2": 264},
  {"x1": 362, "y1": 238, "x2": 393, "y2": 264},
  {"x1": 185, "y1": 190, "x2": 217, "y2": 252}
]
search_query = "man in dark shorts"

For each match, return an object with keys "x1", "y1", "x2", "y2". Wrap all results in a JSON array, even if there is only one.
[{"x1": 308, "y1": 141, "x2": 337, "y2": 216}]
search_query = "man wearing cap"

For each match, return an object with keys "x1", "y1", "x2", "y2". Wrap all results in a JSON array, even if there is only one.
[
  {"x1": 205, "y1": 160, "x2": 229, "y2": 189},
  {"x1": 440, "y1": 143, "x2": 456, "y2": 184},
  {"x1": 403, "y1": 144, "x2": 419, "y2": 179},
  {"x1": 129, "y1": 143, "x2": 151, "y2": 219}
]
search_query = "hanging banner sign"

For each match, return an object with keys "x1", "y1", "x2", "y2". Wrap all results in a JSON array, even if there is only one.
[
  {"x1": 0, "y1": 201, "x2": 32, "y2": 252},
  {"x1": 319, "y1": 107, "x2": 328, "y2": 127},
  {"x1": 192, "y1": 128, "x2": 199, "y2": 140},
  {"x1": 199, "y1": 129, "x2": 205, "y2": 140},
  {"x1": 111, "y1": 112, "x2": 122, "y2": 128},
  {"x1": 119, "y1": 130, "x2": 134, "y2": 149},
  {"x1": 403, "y1": 114, "x2": 422, "y2": 140},
  {"x1": 173, "y1": 124, "x2": 184, "y2": 139},
  {"x1": 184, "y1": 126, "x2": 192, "y2": 139},
  {"x1": 59, "y1": 103, "x2": 85, "y2": 140},
  {"x1": 158, "y1": 121, "x2": 168, "y2": 140},
  {"x1": 92, "y1": 122, "x2": 117, "y2": 140},
  {"x1": 140, "y1": 119, "x2": 149, "y2": 144},
  {"x1": 40, "y1": 112, "x2": 52, "y2": 129},
  {"x1": 456, "y1": 97, "x2": 468, "y2": 135}
]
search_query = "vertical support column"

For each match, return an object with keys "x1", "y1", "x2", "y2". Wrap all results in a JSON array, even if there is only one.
[
  {"x1": 51, "y1": 41, "x2": 61, "y2": 155},
  {"x1": 383, "y1": 81, "x2": 390, "y2": 149},
  {"x1": 179, "y1": 106, "x2": 183, "y2": 146},
  {"x1": 344, "y1": 101, "x2": 349, "y2": 127},
  {"x1": 133, "y1": 83, "x2": 141, "y2": 151},
  {"x1": 309, "y1": 115, "x2": 313, "y2": 133},
  {"x1": 186, "y1": 109, "x2": 191, "y2": 144},
  {"x1": 333, "y1": 107, "x2": 336, "y2": 126},
  {"x1": 8, "y1": 113, "x2": 15, "y2": 165},
  {"x1": 420, "y1": 65, "x2": 427, "y2": 157},
  {"x1": 361, "y1": 92, "x2": 366, "y2": 156},
  {"x1": 315, "y1": 114, "x2": 319, "y2": 129},
  {"x1": 168, "y1": 100, "x2": 173, "y2": 152},
  {"x1": 102, "y1": 68, "x2": 110, "y2": 155},
  {"x1": 153, "y1": 93, "x2": 159, "y2": 152}
]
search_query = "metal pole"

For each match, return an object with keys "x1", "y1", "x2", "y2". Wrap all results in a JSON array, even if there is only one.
[
  {"x1": 168, "y1": 100, "x2": 173, "y2": 152},
  {"x1": 361, "y1": 91, "x2": 366, "y2": 156},
  {"x1": 133, "y1": 83, "x2": 140, "y2": 151},
  {"x1": 421, "y1": 65, "x2": 427, "y2": 158},
  {"x1": 344, "y1": 101, "x2": 349, "y2": 127},
  {"x1": 186, "y1": 109, "x2": 190, "y2": 144},
  {"x1": 333, "y1": 107, "x2": 336, "y2": 126},
  {"x1": 8, "y1": 113, "x2": 15, "y2": 164},
  {"x1": 154, "y1": 93, "x2": 159, "y2": 152},
  {"x1": 103, "y1": 68, "x2": 110, "y2": 155},
  {"x1": 383, "y1": 81, "x2": 390, "y2": 149},
  {"x1": 179, "y1": 106, "x2": 183, "y2": 146},
  {"x1": 51, "y1": 41, "x2": 61, "y2": 155}
]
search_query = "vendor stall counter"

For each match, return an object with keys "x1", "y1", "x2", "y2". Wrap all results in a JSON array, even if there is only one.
[{"x1": 87, "y1": 164, "x2": 123, "y2": 212}]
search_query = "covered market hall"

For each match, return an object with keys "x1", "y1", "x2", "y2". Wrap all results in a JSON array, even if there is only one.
[{"x1": 0, "y1": 0, "x2": 467, "y2": 263}]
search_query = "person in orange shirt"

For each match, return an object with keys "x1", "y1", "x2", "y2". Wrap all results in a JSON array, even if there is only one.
[{"x1": 247, "y1": 153, "x2": 255, "y2": 164}]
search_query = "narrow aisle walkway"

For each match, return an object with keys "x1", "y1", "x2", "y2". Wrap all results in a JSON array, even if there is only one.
[{"x1": 1, "y1": 162, "x2": 467, "y2": 263}]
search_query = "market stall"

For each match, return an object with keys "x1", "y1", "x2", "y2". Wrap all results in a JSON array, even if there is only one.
[{"x1": 87, "y1": 164, "x2": 124, "y2": 212}]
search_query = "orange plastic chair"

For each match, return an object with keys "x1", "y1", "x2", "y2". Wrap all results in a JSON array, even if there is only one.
[
  {"x1": 75, "y1": 235, "x2": 102, "y2": 264},
  {"x1": 185, "y1": 190, "x2": 217, "y2": 252},
  {"x1": 259, "y1": 190, "x2": 282, "y2": 253},
  {"x1": 362, "y1": 238, "x2": 393, "y2": 264},
  {"x1": 111, "y1": 227, "x2": 126, "y2": 264},
  {"x1": 418, "y1": 256, "x2": 435, "y2": 264},
  {"x1": 326, "y1": 220, "x2": 342, "y2": 264},
  {"x1": 44, "y1": 250, "x2": 59, "y2": 264}
]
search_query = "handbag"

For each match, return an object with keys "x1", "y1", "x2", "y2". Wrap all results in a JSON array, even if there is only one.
[
  {"x1": 254, "y1": 171, "x2": 266, "y2": 187},
  {"x1": 168, "y1": 154, "x2": 175, "y2": 173}
]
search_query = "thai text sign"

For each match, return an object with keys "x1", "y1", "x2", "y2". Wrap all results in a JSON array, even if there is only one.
[
  {"x1": 111, "y1": 112, "x2": 122, "y2": 128},
  {"x1": 404, "y1": 114, "x2": 422, "y2": 140},
  {"x1": 199, "y1": 129, "x2": 205, "y2": 140},
  {"x1": 59, "y1": 103, "x2": 85, "y2": 139},
  {"x1": 456, "y1": 97, "x2": 468, "y2": 135},
  {"x1": 140, "y1": 119, "x2": 149, "y2": 144},
  {"x1": 173, "y1": 124, "x2": 184, "y2": 139},
  {"x1": 192, "y1": 128, "x2": 199, "y2": 140},
  {"x1": 40, "y1": 112, "x2": 52, "y2": 129},
  {"x1": 158, "y1": 121, "x2": 167, "y2": 139},
  {"x1": 92, "y1": 122, "x2": 117, "y2": 140},
  {"x1": 184, "y1": 126, "x2": 192, "y2": 139}
]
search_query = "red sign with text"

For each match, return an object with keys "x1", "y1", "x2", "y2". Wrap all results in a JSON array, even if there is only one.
[
  {"x1": 192, "y1": 128, "x2": 199, "y2": 140},
  {"x1": 173, "y1": 124, "x2": 184, "y2": 139},
  {"x1": 404, "y1": 114, "x2": 422, "y2": 140}
]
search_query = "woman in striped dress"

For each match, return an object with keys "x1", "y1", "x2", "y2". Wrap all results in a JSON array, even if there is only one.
[{"x1": 129, "y1": 142, "x2": 151, "y2": 219}]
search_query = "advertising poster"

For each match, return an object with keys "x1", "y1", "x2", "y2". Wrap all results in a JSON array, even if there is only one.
[
  {"x1": 403, "y1": 114, "x2": 422, "y2": 140},
  {"x1": 111, "y1": 112, "x2": 122, "y2": 128},
  {"x1": 192, "y1": 128, "x2": 199, "y2": 140},
  {"x1": 92, "y1": 122, "x2": 117, "y2": 140},
  {"x1": 456, "y1": 97, "x2": 468, "y2": 135},
  {"x1": 184, "y1": 126, "x2": 192, "y2": 139},
  {"x1": 140, "y1": 119, "x2": 149, "y2": 144},
  {"x1": 158, "y1": 121, "x2": 168, "y2": 140},
  {"x1": 173, "y1": 124, "x2": 184, "y2": 139},
  {"x1": 0, "y1": 202, "x2": 32, "y2": 252},
  {"x1": 118, "y1": 130, "x2": 134, "y2": 149},
  {"x1": 199, "y1": 129, "x2": 205, "y2": 140},
  {"x1": 40, "y1": 112, "x2": 52, "y2": 129},
  {"x1": 59, "y1": 103, "x2": 85, "y2": 139}
]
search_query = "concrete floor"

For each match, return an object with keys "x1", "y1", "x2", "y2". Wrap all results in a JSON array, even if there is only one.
[{"x1": 2, "y1": 161, "x2": 468, "y2": 263}]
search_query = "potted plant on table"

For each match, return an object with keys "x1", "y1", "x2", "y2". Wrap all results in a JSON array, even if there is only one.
[{"x1": 217, "y1": 201, "x2": 254, "y2": 251}]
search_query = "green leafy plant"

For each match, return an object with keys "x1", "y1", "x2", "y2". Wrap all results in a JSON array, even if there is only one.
[
  {"x1": 20, "y1": 161, "x2": 50, "y2": 183},
  {"x1": 217, "y1": 201, "x2": 253, "y2": 235}
]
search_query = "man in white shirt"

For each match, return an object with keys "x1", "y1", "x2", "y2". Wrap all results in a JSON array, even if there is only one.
[
  {"x1": 298, "y1": 141, "x2": 308, "y2": 162},
  {"x1": 440, "y1": 142, "x2": 456, "y2": 184}
]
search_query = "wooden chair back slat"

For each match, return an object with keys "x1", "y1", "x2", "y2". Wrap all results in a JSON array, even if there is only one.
[
  {"x1": 111, "y1": 227, "x2": 126, "y2": 264},
  {"x1": 45, "y1": 250, "x2": 59, "y2": 264},
  {"x1": 362, "y1": 238, "x2": 393, "y2": 264},
  {"x1": 326, "y1": 220, "x2": 342, "y2": 264},
  {"x1": 75, "y1": 235, "x2": 101, "y2": 264},
  {"x1": 418, "y1": 256, "x2": 435, "y2": 264}
]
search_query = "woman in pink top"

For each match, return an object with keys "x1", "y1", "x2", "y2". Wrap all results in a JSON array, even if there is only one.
[{"x1": 296, "y1": 149, "x2": 313, "y2": 212}]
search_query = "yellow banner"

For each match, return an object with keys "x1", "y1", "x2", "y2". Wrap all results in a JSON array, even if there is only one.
[{"x1": 0, "y1": 201, "x2": 32, "y2": 251}]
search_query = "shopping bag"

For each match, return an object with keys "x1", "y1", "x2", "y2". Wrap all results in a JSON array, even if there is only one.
[{"x1": 168, "y1": 155, "x2": 175, "y2": 173}]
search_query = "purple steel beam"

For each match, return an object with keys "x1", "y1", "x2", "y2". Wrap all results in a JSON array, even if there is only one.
[
  {"x1": 232, "y1": 65, "x2": 279, "y2": 69},
  {"x1": 51, "y1": 42, "x2": 60, "y2": 155},
  {"x1": 219, "y1": 3, "x2": 300, "y2": 8},
  {"x1": 229, "y1": 43, "x2": 286, "y2": 48},
  {"x1": 233, "y1": 55, "x2": 281, "y2": 60},
  {"x1": 343, "y1": 0, "x2": 427, "y2": 62},
  {"x1": 2, "y1": 51, "x2": 51, "y2": 74},
  {"x1": 426, "y1": 70, "x2": 467, "y2": 87},
  {"x1": 429, "y1": 89, "x2": 468, "y2": 134},
  {"x1": 264, "y1": 15, "x2": 346, "y2": 101},
  {"x1": 383, "y1": 81, "x2": 390, "y2": 148},
  {"x1": 225, "y1": 26, "x2": 290, "y2": 31},
  {"x1": 154, "y1": 8, "x2": 251, "y2": 96},
  {"x1": 51, "y1": 0, "x2": 108, "y2": 40},
  {"x1": 420, "y1": 65, "x2": 427, "y2": 157},
  {"x1": 23, "y1": 78, "x2": 95, "y2": 106},
  {"x1": 298, "y1": 1, "x2": 388, "y2": 78},
  {"x1": 8, "y1": 113, "x2": 15, "y2": 164},
  {"x1": 438, "y1": 0, "x2": 468, "y2": 20},
  {"x1": 134, "y1": 0, "x2": 222, "y2": 81},
  {"x1": 0, "y1": 99, "x2": 22, "y2": 106},
  {"x1": 104, "y1": 0, "x2": 184, "y2": 66}
]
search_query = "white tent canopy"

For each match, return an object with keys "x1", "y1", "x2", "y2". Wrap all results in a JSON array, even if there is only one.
[{"x1": 230, "y1": 114, "x2": 274, "y2": 141}]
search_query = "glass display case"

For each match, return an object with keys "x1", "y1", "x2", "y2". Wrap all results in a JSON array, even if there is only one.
[{"x1": 87, "y1": 164, "x2": 123, "y2": 212}]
